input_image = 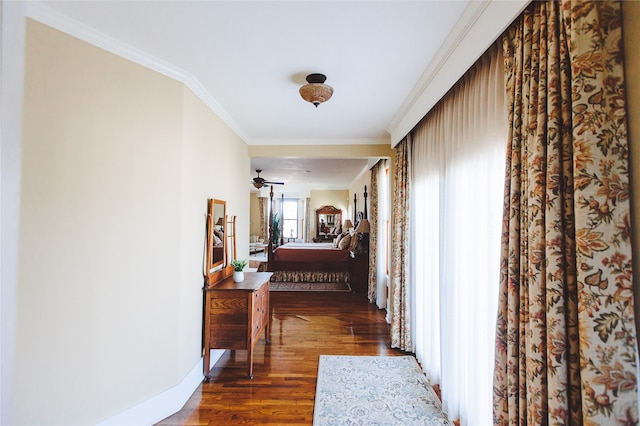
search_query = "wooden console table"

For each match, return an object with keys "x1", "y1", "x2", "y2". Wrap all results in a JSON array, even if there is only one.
[{"x1": 203, "y1": 271, "x2": 273, "y2": 379}]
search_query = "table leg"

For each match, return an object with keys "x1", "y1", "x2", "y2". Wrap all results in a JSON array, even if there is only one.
[
  {"x1": 247, "y1": 344, "x2": 254, "y2": 379},
  {"x1": 203, "y1": 348, "x2": 210, "y2": 377}
]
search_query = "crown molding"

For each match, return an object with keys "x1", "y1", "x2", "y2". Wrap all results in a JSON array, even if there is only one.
[
  {"x1": 386, "y1": 0, "x2": 529, "y2": 147},
  {"x1": 385, "y1": 1, "x2": 489, "y2": 136},
  {"x1": 251, "y1": 137, "x2": 389, "y2": 146},
  {"x1": 24, "y1": 2, "x2": 252, "y2": 144}
]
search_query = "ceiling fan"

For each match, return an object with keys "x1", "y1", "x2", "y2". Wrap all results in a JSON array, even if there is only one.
[{"x1": 251, "y1": 170, "x2": 284, "y2": 189}]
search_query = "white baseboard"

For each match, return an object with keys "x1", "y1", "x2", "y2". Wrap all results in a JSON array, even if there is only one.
[{"x1": 97, "y1": 350, "x2": 224, "y2": 426}]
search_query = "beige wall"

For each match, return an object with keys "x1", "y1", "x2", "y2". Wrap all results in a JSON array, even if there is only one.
[
  {"x1": 622, "y1": 1, "x2": 640, "y2": 351},
  {"x1": 13, "y1": 20, "x2": 249, "y2": 425},
  {"x1": 249, "y1": 192, "x2": 263, "y2": 238},
  {"x1": 348, "y1": 170, "x2": 373, "y2": 223},
  {"x1": 179, "y1": 87, "x2": 249, "y2": 372}
]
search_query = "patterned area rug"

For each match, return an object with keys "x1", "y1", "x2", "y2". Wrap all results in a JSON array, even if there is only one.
[
  {"x1": 269, "y1": 281, "x2": 351, "y2": 292},
  {"x1": 313, "y1": 355, "x2": 452, "y2": 425}
]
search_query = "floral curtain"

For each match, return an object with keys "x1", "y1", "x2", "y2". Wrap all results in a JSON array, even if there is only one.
[
  {"x1": 389, "y1": 137, "x2": 412, "y2": 351},
  {"x1": 258, "y1": 197, "x2": 267, "y2": 241},
  {"x1": 493, "y1": 1, "x2": 638, "y2": 424},
  {"x1": 368, "y1": 161, "x2": 379, "y2": 303}
]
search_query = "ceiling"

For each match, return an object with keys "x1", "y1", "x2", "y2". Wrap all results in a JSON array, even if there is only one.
[
  {"x1": 30, "y1": 1, "x2": 526, "y2": 190},
  {"x1": 250, "y1": 157, "x2": 373, "y2": 192}
]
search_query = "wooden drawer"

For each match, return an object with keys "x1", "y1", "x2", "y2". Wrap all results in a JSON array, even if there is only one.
[{"x1": 210, "y1": 294, "x2": 248, "y2": 314}]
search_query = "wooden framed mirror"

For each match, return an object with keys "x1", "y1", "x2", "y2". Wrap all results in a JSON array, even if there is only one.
[
  {"x1": 314, "y1": 205, "x2": 342, "y2": 242},
  {"x1": 205, "y1": 199, "x2": 238, "y2": 287},
  {"x1": 206, "y1": 199, "x2": 226, "y2": 276}
]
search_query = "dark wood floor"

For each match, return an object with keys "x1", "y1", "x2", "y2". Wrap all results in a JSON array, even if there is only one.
[{"x1": 156, "y1": 290, "x2": 406, "y2": 425}]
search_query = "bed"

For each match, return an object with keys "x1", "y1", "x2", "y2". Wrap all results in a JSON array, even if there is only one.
[
  {"x1": 267, "y1": 235, "x2": 363, "y2": 283},
  {"x1": 272, "y1": 242, "x2": 350, "y2": 271}
]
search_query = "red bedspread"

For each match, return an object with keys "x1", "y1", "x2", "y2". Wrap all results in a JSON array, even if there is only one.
[{"x1": 273, "y1": 242, "x2": 350, "y2": 263}]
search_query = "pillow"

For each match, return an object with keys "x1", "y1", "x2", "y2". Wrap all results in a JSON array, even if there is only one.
[
  {"x1": 349, "y1": 232, "x2": 360, "y2": 251},
  {"x1": 334, "y1": 233, "x2": 344, "y2": 247},
  {"x1": 338, "y1": 234, "x2": 351, "y2": 250},
  {"x1": 214, "y1": 230, "x2": 224, "y2": 242},
  {"x1": 214, "y1": 234, "x2": 222, "y2": 246}
]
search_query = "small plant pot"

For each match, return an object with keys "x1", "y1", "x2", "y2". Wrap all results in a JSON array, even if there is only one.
[{"x1": 233, "y1": 271, "x2": 244, "y2": 283}]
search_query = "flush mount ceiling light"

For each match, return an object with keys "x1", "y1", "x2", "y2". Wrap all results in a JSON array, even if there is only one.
[{"x1": 299, "y1": 73, "x2": 333, "y2": 107}]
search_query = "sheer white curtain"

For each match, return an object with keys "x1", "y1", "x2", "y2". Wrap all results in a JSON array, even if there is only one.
[
  {"x1": 375, "y1": 159, "x2": 389, "y2": 310},
  {"x1": 304, "y1": 197, "x2": 311, "y2": 242},
  {"x1": 411, "y1": 43, "x2": 506, "y2": 425},
  {"x1": 411, "y1": 115, "x2": 443, "y2": 386}
]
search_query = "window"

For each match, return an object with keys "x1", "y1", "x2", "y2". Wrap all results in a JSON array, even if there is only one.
[{"x1": 282, "y1": 199, "x2": 298, "y2": 240}]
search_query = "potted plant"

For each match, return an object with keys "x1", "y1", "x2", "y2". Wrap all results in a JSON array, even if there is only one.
[
  {"x1": 272, "y1": 212, "x2": 281, "y2": 247},
  {"x1": 231, "y1": 259, "x2": 248, "y2": 283}
]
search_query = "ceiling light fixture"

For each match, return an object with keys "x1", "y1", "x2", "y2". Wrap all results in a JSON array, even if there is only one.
[{"x1": 299, "y1": 73, "x2": 333, "y2": 107}]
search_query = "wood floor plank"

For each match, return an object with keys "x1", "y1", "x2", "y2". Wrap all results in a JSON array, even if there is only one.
[{"x1": 156, "y1": 291, "x2": 406, "y2": 426}]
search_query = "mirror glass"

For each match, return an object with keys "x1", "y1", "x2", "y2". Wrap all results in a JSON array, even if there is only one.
[
  {"x1": 208, "y1": 199, "x2": 226, "y2": 272},
  {"x1": 315, "y1": 206, "x2": 342, "y2": 239}
]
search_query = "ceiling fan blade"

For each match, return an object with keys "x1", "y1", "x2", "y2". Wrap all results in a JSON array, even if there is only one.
[{"x1": 251, "y1": 170, "x2": 283, "y2": 187}]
